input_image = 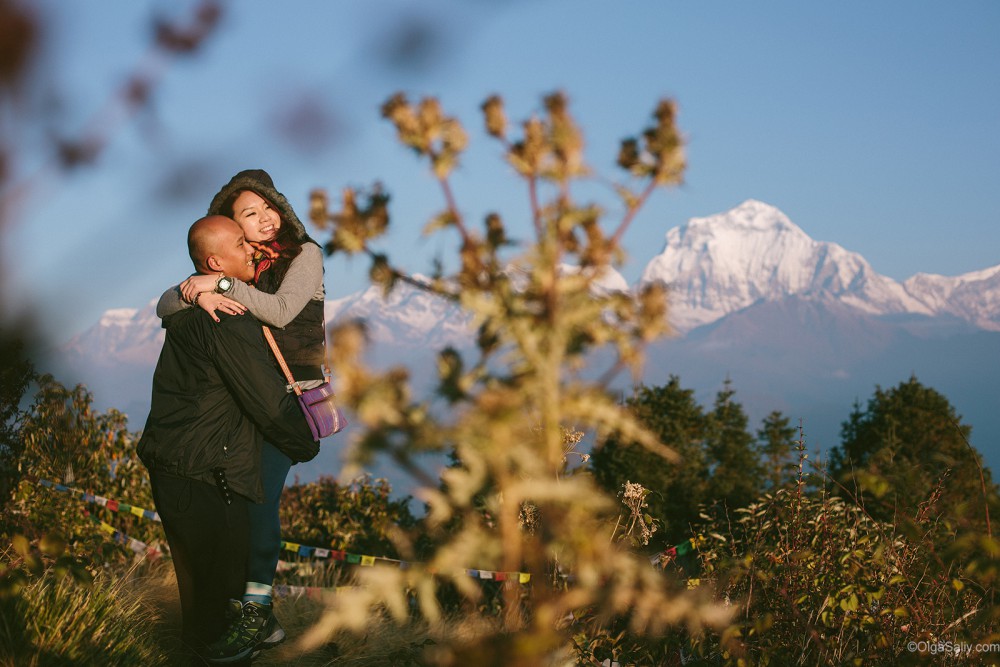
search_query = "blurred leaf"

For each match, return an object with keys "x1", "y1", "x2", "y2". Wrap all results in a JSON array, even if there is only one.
[
  {"x1": 11, "y1": 535, "x2": 30, "y2": 558},
  {"x1": 39, "y1": 533, "x2": 66, "y2": 558}
]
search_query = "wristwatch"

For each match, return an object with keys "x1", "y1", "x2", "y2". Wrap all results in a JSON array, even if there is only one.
[{"x1": 214, "y1": 275, "x2": 234, "y2": 294}]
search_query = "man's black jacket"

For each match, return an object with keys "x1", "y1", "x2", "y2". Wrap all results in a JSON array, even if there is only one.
[{"x1": 137, "y1": 308, "x2": 319, "y2": 502}]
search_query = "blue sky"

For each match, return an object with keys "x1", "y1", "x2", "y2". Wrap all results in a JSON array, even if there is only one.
[{"x1": 4, "y1": 0, "x2": 999, "y2": 344}]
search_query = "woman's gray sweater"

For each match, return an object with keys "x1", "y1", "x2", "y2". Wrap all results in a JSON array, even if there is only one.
[{"x1": 156, "y1": 242, "x2": 325, "y2": 328}]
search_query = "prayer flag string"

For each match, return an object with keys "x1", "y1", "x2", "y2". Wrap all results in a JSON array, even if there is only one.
[
  {"x1": 82, "y1": 511, "x2": 165, "y2": 562},
  {"x1": 33, "y1": 477, "x2": 699, "y2": 588},
  {"x1": 278, "y1": 539, "x2": 532, "y2": 583},
  {"x1": 34, "y1": 477, "x2": 161, "y2": 522}
]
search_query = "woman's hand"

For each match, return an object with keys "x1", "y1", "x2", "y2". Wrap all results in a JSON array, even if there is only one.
[
  {"x1": 180, "y1": 274, "x2": 223, "y2": 303},
  {"x1": 194, "y1": 292, "x2": 247, "y2": 322}
]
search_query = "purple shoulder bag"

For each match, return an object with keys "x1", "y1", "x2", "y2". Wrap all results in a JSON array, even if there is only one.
[{"x1": 262, "y1": 326, "x2": 347, "y2": 441}]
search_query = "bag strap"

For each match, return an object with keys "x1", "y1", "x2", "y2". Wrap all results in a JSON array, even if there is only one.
[
  {"x1": 321, "y1": 306, "x2": 331, "y2": 378},
  {"x1": 262, "y1": 326, "x2": 303, "y2": 396}
]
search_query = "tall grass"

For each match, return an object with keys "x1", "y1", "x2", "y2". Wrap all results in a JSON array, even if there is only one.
[{"x1": 0, "y1": 559, "x2": 172, "y2": 666}]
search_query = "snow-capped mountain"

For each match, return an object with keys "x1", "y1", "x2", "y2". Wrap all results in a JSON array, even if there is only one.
[
  {"x1": 61, "y1": 300, "x2": 165, "y2": 364},
  {"x1": 901, "y1": 265, "x2": 1000, "y2": 331},
  {"x1": 327, "y1": 264, "x2": 630, "y2": 350},
  {"x1": 638, "y1": 199, "x2": 1000, "y2": 333},
  {"x1": 63, "y1": 199, "x2": 1000, "y2": 367},
  {"x1": 59, "y1": 280, "x2": 470, "y2": 375},
  {"x1": 323, "y1": 276, "x2": 472, "y2": 348},
  {"x1": 54, "y1": 200, "x2": 1000, "y2": 480}
]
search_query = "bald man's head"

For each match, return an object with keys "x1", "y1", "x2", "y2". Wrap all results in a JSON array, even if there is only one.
[{"x1": 187, "y1": 215, "x2": 255, "y2": 281}]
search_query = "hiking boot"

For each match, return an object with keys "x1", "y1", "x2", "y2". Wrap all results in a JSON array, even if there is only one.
[
  {"x1": 203, "y1": 600, "x2": 278, "y2": 664},
  {"x1": 249, "y1": 607, "x2": 285, "y2": 660},
  {"x1": 258, "y1": 609, "x2": 286, "y2": 649},
  {"x1": 222, "y1": 599, "x2": 285, "y2": 656}
]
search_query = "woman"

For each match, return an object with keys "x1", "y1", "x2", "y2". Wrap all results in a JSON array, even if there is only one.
[{"x1": 156, "y1": 169, "x2": 325, "y2": 662}]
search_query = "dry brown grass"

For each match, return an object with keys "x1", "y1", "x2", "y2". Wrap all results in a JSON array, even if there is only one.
[{"x1": 143, "y1": 562, "x2": 447, "y2": 666}]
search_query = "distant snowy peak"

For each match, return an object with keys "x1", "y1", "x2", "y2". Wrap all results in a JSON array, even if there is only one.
[
  {"x1": 903, "y1": 265, "x2": 1000, "y2": 331},
  {"x1": 640, "y1": 200, "x2": 940, "y2": 332},
  {"x1": 326, "y1": 276, "x2": 471, "y2": 348},
  {"x1": 63, "y1": 299, "x2": 164, "y2": 365},
  {"x1": 66, "y1": 264, "x2": 629, "y2": 368},
  {"x1": 326, "y1": 265, "x2": 630, "y2": 348},
  {"x1": 99, "y1": 307, "x2": 138, "y2": 327},
  {"x1": 563, "y1": 264, "x2": 629, "y2": 295}
]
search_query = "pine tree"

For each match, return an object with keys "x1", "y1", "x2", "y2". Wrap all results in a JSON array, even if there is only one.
[
  {"x1": 829, "y1": 375, "x2": 996, "y2": 529},
  {"x1": 703, "y1": 378, "x2": 763, "y2": 514},
  {"x1": 591, "y1": 376, "x2": 709, "y2": 542},
  {"x1": 757, "y1": 410, "x2": 797, "y2": 489}
]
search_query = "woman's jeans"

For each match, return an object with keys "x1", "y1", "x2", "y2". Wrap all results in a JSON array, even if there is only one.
[{"x1": 246, "y1": 441, "x2": 293, "y2": 585}]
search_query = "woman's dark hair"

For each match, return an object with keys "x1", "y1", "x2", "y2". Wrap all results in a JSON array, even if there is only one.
[{"x1": 222, "y1": 189, "x2": 309, "y2": 294}]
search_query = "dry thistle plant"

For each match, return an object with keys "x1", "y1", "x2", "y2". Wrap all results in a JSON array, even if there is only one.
[
  {"x1": 618, "y1": 481, "x2": 658, "y2": 547},
  {"x1": 302, "y1": 91, "x2": 730, "y2": 662}
]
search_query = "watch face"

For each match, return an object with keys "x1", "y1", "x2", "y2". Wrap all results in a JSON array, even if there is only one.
[{"x1": 217, "y1": 276, "x2": 233, "y2": 293}]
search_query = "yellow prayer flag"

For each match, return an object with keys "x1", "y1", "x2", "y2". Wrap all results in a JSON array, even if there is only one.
[
  {"x1": 519, "y1": 572, "x2": 531, "y2": 584},
  {"x1": 361, "y1": 555, "x2": 375, "y2": 566}
]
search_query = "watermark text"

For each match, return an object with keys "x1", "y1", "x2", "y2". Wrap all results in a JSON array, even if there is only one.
[{"x1": 907, "y1": 640, "x2": 1000, "y2": 656}]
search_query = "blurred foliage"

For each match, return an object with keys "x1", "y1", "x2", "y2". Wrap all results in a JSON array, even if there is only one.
[{"x1": 303, "y1": 90, "x2": 730, "y2": 663}]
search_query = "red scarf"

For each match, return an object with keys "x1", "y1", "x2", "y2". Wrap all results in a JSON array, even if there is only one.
[{"x1": 250, "y1": 240, "x2": 283, "y2": 284}]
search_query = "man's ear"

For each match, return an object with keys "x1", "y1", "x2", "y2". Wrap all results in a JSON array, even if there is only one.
[{"x1": 205, "y1": 255, "x2": 223, "y2": 272}]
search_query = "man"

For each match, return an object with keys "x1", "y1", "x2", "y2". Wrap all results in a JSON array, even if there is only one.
[{"x1": 137, "y1": 215, "x2": 318, "y2": 662}]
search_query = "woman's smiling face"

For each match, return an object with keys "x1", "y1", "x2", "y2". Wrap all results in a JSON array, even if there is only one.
[{"x1": 231, "y1": 190, "x2": 281, "y2": 243}]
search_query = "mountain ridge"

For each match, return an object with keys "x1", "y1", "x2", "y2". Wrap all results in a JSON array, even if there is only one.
[
  {"x1": 639, "y1": 199, "x2": 999, "y2": 333},
  {"x1": 54, "y1": 200, "x2": 1000, "y2": 482},
  {"x1": 62, "y1": 199, "x2": 1000, "y2": 358}
]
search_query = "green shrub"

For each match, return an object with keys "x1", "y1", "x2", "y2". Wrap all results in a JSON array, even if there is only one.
[
  {"x1": 280, "y1": 474, "x2": 417, "y2": 562},
  {"x1": 690, "y1": 439, "x2": 1000, "y2": 666},
  {"x1": 4, "y1": 376, "x2": 159, "y2": 567}
]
